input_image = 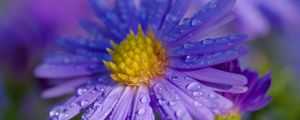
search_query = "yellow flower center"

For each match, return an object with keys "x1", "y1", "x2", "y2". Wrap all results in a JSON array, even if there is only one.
[
  {"x1": 216, "y1": 111, "x2": 241, "y2": 120},
  {"x1": 103, "y1": 26, "x2": 167, "y2": 86}
]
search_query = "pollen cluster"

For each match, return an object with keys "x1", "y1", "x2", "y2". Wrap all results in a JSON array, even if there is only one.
[{"x1": 104, "y1": 27, "x2": 167, "y2": 86}]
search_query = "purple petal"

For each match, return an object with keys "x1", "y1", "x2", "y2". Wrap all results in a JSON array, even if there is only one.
[
  {"x1": 234, "y1": 0, "x2": 270, "y2": 37},
  {"x1": 163, "y1": 0, "x2": 236, "y2": 45},
  {"x1": 130, "y1": 85, "x2": 155, "y2": 120},
  {"x1": 168, "y1": 46, "x2": 249, "y2": 70},
  {"x1": 150, "y1": 79, "x2": 194, "y2": 120},
  {"x1": 244, "y1": 96, "x2": 272, "y2": 112},
  {"x1": 89, "y1": 0, "x2": 127, "y2": 40},
  {"x1": 57, "y1": 37, "x2": 110, "y2": 52},
  {"x1": 115, "y1": 0, "x2": 139, "y2": 32},
  {"x1": 34, "y1": 64, "x2": 95, "y2": 79},
  {"x1": 49, "y1": 80, "x2": 114, "y2": 120},
  {"x1": 109, "y1": 86, "x2": 135, "y2": 120},
  {"x1": 168, "y1": 34, "x2": 248, "y2": 57},
  {"x1": 164, "y1": 69, "x2": 233, "y2": 115},
  {"x1": 183, "y1": 67, "x2": 247, "y2": 86},
  {"x1": 213, "y1": 60, "x2": 242, "y2": 73},
  {"x1": 42, "y1": 77, "x2": 89, "y2": 98},
  {"x1": 161, "y1": 79, "x2": 214, "y2": 120},
  {"x1": 159, "y1": 0, "x2": 193, "y2": 36},
  {"x1": 243, "y1": 72, "x2": 272, "y2": 105},
  {"x1": 148, "y1": 0, "x2": 172, "y2": 32},
  {"x1": 82, "y1": 85, "x2": 125, "y2": 120}
]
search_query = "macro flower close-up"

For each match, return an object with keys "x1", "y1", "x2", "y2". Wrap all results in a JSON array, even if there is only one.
[
  {"x1": 1, "y1": 0, "x2": 300, "y2": 120},
  {"x1": 34, "y1": 0, "x2": 257, "y2": 119}
]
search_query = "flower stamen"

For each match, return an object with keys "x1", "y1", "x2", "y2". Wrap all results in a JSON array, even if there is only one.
[{"x1": 104, "y1": 26, "x2": 167, "y2": 86}]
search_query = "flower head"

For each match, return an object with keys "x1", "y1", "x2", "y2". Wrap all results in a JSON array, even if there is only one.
[
  {"x1": 218, "y1": 70, "x2": 272, "y2": 120},
  {"x1": 35, "y1": 0, "x2": 253, "y2": 119}
]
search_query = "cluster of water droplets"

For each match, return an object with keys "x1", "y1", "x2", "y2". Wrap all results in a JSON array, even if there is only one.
[
  {"x1": 162, "y1": 0, "x2": 220, "y2": 43},
  {"x1": 135, "y1": 96, "x2": 149, "y2": 116},
  {"x1": 49, "y1": 81, "x2": 108, "y2": 120},
  {"x1": 165, "y1": 70, "x2": 224, "y2": 113}
]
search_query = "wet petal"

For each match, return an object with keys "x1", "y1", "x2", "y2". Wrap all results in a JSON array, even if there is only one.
[
  {"x1": 109, "y1": 86, "x2": 134, "y2": 120},
  {"x1": 161, "y1": 79, "x2": 214, "y2": 120},
  {"x1": 150, "y1": 79, "x2": 193, "y2": 120},
  {"x1": 42, "y1": 77, "x2": 89, "y2": 98},
  {"x1": 89, "y1": 0, "x2": 127, "y2": 40},
  {"x1": 49, "y1": 79, "x2": 114, "y2": 120},
  {"x1": 159, "y1": 0, "x2": 193, "y2": 36},
  {"x1": 35, "y1": 64, "x2": 95, "y2": 79},
  {"x1": 115, "y1": 0, "x2": 139, "y2": 32},
  {"x1": 82, "y1": 85, "x2": 125, "y2": 120},
  {"x1": 184, "y1": 67, "x2": 247, "y2": 86},
  {"x1": 163, "y1": 0, "x2": 236, "y2": 45},
  {"x1": 164, "y1": 69, "x2": 233, "y2": 115},
  {"x1": 168, "y1": 34, "x2": 247, "y2": 57},
  {"x1": 169, "y1": 46, "x2": 249, "y2": 70},
  {"x1": 130, "y1": 85, "x2": 155, "y2": 120}
]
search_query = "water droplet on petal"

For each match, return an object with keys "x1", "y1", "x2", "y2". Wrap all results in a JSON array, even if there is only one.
[
  {"x1": 70, "y1": 102, "x2": 78, "y2": 107},
  {"x1": 140, "y1": 96, "x2": 148, "y2": 104},
  {"x1": 183, "y1": 43, "x2": 195, "y2": 49},
  {"x1": 194, "y1": 101, "x2": 203, "y2": 107},
  {"x1": 137, "y1": 108, "x2": 146, "y2": 115},
  {"x1": 168, "y1": 101, "x2": 176, "y2": 106},
  {"x1": 192, "y1": 91, "x2": 203, "y2": 97},
  {"x1": 209, "y1": 93, "x2": 217, "y2": 99},
  {"x1": 175, "y1": 110, "x2": 184, "y2": 118},
  {"x1": 158, "y1": 99, "x2": 166, "y2": 105},
  {"x1": 58, "y1": 113, "x2": 69, "y2": 119},
  {"x1": 186, "y1": 82, "x2": 201, "y2": 91},
  {"x1": 77, "y1": 88, "x2": 87, "y2": 96},
  {"x1": 80, "y1": 100, "x2": 89, "y2": 107},
  {"x1": 49, "y1": 110, "x2": 57, "y2": 117},
  {"x1": 191, "y1": 19, "x2": 202, "y2": 26}
]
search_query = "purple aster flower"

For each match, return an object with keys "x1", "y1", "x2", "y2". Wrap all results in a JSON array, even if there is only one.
[
  {"x1": 217, "y1": 70, "x2": 272, "y2": 120},
  {"x1": 35, "y1": 0, "x2": 253, "y2": 119}
]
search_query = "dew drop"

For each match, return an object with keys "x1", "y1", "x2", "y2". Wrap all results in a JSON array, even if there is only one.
[
  {"x1": 137, "y1": 108, "x2": 146, "y2": 115},
  {"x1": 194, "y1": 101, "x2": 203, "y2": 107},
  {"x1": 77, "y1": 88, "x2": 87, "y2": 96},
  {"x1": 70, "y1": 102, "x2": 78, "y2": 108},
  {"x1": 80, "y1": 100, "x2": 89, "y2": 107},
  {"x1": 186, "y1": 82, "x2": 201, "y2": 91},
  {"x1": 140, "y1": 97, "x2": 148, "y2": 104},
  {"x1": 192, "y1": 91, "x2": 203, "y2": 97},
  {"x1": 175, "y1": 110, "x2": 184, "y2": 118},
  {"x1": 58, "y1": 113, "x2": 69, "y2": 119},
  {"x1": 191, "y1": 19, "x2": 202, "y2": 26},
  {"x1": 168, "y1": 101, "x2": 176, "y2": 106},
  {"x1": 49, "y1": 110, "x2": 57, "y2": 117},
  {"x1": 203, "y1": 40, "x2": 213, "y2": 45},
  {"x1": 158, "y1": 99, "x2": 166, "y2": 105},
  {"x1": 208, "y1": 93, "x2": 217, "y2": 99},
  {"x1": 209, "y1": 3, "x2": 217, "y2": 9},
  {"x1": 93, "y1": 101, "x2": 102, "y2": 109}
]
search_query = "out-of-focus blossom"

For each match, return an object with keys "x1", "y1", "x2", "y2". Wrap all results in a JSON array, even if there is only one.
[
  {"x1": 234, "y1": 0, "x2": 300, "y2": 38},
  {"x1": 27, "y1": 0, "x2": 91, "y2": 35},
  {"x1": 33, "y1": 0, "x2": 270, "y2": 119},
  {"x1": 217, "y1": 70, "x2": 272, "y2": 120},
  {"x1": 194, "y1": 0, "x2": 300, "y2": 38},
  {"x1": 0, "y1": 0, "x2": 90, "y2": 74}
]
